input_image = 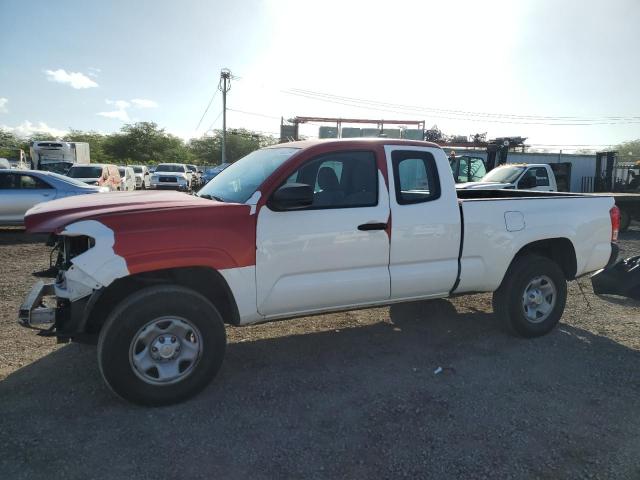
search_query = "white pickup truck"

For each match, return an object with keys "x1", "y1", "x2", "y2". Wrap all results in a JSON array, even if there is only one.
[
  {"x1": 457, "y1": 163, "x2": 557, "y2": 191},
  {"x1": 20, "y1": 139, "x2": 619, "y2": 405}
]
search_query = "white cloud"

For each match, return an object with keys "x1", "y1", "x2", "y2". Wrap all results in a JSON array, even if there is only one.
[
  {"x1": 87, "y1": 67, "x2": 101, "y2": 78},
  {"x1": 45, "y1": 69, "x2": 98, "y2": 89},
  {"x1": 131, "y1": 98, "x2": 158, "y2": 108},
  {"x1": 106, "y1": 99, "x2": 131, "y2": 109},
  {"x1": 0, "y1": 97, "x2": 7, "y2": 113},
  {"x1": 98, "y1": 99, "x2": 130, "y2": 122},
  {"x1": 97, "y1": 109, "x2": 130, "y2": 122},
  {"x1": 97, "y1": 98, "x2": 157, "y2": 122},
  {"x1": 1, "y1": 121, "x2": 68, "y2": 138}
]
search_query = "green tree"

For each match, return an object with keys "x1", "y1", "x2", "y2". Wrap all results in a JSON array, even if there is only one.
[
  {"x1": 0, "y1": 129, "x2": 28, "y2": 160},
  {"x1": 63, "y1": 129, "x2": 112, "y2": 163},
  {"x1": 103, "y1": 122, "x2": 191, "y2": 164},
  {"x1": 188, "y1": 135, "x2": 220, "y2": 165},
  {"x1": 188, "y1": 128, "x2": 277, "y2": 165},
  {"x1": 616, "y1": 139, "x2": 640, "y2": 161}
]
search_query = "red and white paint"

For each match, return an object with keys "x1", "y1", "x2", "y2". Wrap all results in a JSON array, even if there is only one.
[{"x1": 25, "y1": 139, "x2": 615, "y2": 326}]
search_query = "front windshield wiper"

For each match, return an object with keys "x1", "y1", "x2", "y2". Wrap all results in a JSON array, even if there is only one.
[{"x1": 199, "y1": 193, "x2": 226, "y2": 202}]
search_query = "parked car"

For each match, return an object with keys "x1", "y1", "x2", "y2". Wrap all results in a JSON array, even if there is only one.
[
  {"x1": 148, "y1": 165, "x2": 157, "y2": 174},
  {"x1": 118, "y1": 166, "x2": 136, "y2": 191},
  {"x1": 131, "y1": 165, "x2": 151, "y2": 189},
  {"x1": 149, "y1": 163, "x2": 191, "y2": 191},
  {"x1": 67, "y1": 164, "x2": 121, "y2": 191},
  {"x1": 202, "y1": 163, "x2": 230, "y2": 184},
  {"x1": 0, "y1": 158, "x2": 11, "y2": 169},
  {"x1": 0, "y1": 169, "x2": 107, "y2": 225},
  {"x1": 20, "y1": 138, "x2": 618, "y2": 406}
]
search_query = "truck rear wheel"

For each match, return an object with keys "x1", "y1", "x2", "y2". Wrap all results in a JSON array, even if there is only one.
[
  {"x1": 97, "y1": 285, "x2": 226, "y2": 406},
  {"x1": 492, "y1": 254, "x2": 567, "y2": 337}
]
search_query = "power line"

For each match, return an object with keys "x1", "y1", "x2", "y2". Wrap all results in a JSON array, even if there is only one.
[
  {"x1": 281, "y1": 89, "x2": 640, "y2": 126},
  {"x1": 285, "y1": 88, "x2": 640, "y2": 122},
  {"x1": 205, "y1": 110, "x2": 224, "y2": 133},
  {"x1": 195, "y1": 88, "x2": 219, "y2": 131},
  {"x1": 227, "y1": 108, "x2": 281, "y2": 120}
]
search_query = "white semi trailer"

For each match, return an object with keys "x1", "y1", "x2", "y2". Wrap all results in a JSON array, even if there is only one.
[{"x1": 30, "y1": 141, "x2": 90, "y2": 174}]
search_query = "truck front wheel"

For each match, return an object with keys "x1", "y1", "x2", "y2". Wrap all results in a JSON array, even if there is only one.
[
  {"x1": 492, "y1": 254, "x2": 567, "y2": 338},
  {"x1": 97, "y1": 285, "x2": 226, "y2": 406}
]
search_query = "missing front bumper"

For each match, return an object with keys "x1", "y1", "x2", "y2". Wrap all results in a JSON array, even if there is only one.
[{"x1": 18, "y1": 280, "x2": 56, "y2": 327}]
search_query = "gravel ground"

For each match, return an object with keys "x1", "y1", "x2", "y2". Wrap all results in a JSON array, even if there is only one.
[{"x1": 0, "y1": 225, "x2": 639, "y2": 479}]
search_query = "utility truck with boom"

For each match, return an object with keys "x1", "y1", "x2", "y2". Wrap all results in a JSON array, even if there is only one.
[{"x1": 19, "y1": 139, "x2": 618, "y2": 405}]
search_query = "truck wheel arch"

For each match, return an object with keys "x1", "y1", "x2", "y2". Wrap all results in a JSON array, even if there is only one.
[
  {"x1": 83, "y1": 266, "x2": 240, "y2": 336},
  {"x1": 506, "y1": 238, "x2": 577, "y2": 283}
]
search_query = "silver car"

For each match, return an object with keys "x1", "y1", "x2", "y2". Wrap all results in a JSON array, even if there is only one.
[{"x1": 0, "y1": 169, "x2": 108, "y2": 226}]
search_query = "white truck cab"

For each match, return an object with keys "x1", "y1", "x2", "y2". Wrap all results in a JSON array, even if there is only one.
[{"x1": 457, "y1": 163, "x2": 557, "y2": 192}]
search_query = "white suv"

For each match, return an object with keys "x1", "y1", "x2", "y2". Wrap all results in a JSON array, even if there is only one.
[
  {"x1": 131, "y1": 165, "x2": 151, "y2": 189},
  {"x1": 149, "y1": 163, "x2": 191, "y2": 191}
]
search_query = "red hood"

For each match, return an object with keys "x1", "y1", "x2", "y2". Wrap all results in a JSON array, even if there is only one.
[
  {"x1": 25, "y1": 190, "x2": 257, "y2": 273},
  {"x1": 25, "y1": 190, "x2": 224, "y2": 233}
]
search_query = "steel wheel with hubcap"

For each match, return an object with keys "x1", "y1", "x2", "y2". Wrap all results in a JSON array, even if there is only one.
[
  {"x1": 522, "y1": 275, "x2": 557, "y2": 324},
  {"x1": 130, "y1": 316, "x2": 202, "y2": 385},
  {"x1": 98, "y1": 285, "x2": 227, "y2": 406},
  {"x1": 493, "y1": 254, "x2": 567, "y2": 337}
]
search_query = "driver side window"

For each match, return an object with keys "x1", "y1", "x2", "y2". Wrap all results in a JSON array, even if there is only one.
[{"x1": 284, "y1": 151, "x2": 378, "y2": 209}]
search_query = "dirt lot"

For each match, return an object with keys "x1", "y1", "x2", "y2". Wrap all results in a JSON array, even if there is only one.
[{"x1": 1, "y1": 226, "x2": 639, "y2": 479}]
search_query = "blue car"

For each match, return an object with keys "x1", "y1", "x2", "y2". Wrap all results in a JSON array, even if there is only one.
[{"x1": 202, "y1": 163, "x2": 231, "y2": 185}]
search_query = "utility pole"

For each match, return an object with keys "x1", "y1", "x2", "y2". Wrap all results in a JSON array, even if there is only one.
[{"x1": 219, "y1": 68, "x2": 232, "y2": 164}]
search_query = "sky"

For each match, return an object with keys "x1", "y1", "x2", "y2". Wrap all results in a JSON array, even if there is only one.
[{"x1": 1, "y1": 0, "x2": 639, "y2": 151}]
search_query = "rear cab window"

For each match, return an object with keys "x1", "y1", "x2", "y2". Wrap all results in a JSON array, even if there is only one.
[{"x1": 391, "y1": 150, "x2": 441, "y2": 204}]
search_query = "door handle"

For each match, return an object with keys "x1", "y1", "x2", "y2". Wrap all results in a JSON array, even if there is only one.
[{"x1": 358, "y1": 222, "x2": 387, "y2": 231}]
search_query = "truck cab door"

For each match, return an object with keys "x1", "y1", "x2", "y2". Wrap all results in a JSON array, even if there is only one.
[
  {"x1": 385, "y1": 146, "x2": 462, "y2": 299},
  {"x1": 256, "y1": 149, "x2": 390, "y2": 317},
  {"x1": 518, "y1": 167, "x2": 554, "y2": 191}
]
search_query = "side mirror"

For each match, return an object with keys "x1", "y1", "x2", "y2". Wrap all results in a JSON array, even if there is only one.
[{"x1": 269, "y1": 183, "x2": 313, "y2": 211}]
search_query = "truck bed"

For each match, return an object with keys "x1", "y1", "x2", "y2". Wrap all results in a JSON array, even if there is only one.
[{"x1": 453, "y1": 189, "x2": 614, "y2": 295}]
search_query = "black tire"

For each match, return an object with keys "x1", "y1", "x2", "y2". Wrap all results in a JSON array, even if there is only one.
[
  {"x1": 492, "y1": 254, "x2": 567, "y2": 338},
  {"x1": 97, "y1": 285, "x2": 226, "y2": 406},
  {"x1": 619, "y1": 208, "x2": 631, "y2": 233}
]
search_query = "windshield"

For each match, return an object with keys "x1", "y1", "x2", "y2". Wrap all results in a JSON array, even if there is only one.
[
  {"x1": 205, "y1": 163, "x2": 229, "y2": 175},
  {"x1": 156, "y1": 164, "x2": 185, "y2": 172},
  {"x1": 187, "y1": 165, "x2": 197, "y2": 172},
  {"x1": 481, "y1": 166, "x2": 526, "y2": 184},
  {"x1": 68, "y1": 166, "x2": 104, "y2": 178},
  {"x1": 39, "y1": 161, "x2": 73, "y2": 175},
  {"x1": 132, "y1": 166, "x2": 143, "y2": 173},
  {"x1": 198, "y1": 148, "x2": 299, "y2": 203}
]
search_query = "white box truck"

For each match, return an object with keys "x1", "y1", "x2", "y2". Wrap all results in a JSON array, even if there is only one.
[{"x1": 30, "y1": 141, "x2": 90, "y2": 174}]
